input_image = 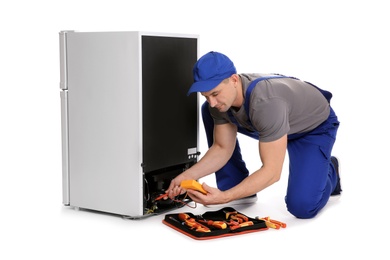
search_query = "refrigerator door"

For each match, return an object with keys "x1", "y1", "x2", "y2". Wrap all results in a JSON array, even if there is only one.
[{"x1": 63, "y1": 31, "x2": 144, "y2": 216}]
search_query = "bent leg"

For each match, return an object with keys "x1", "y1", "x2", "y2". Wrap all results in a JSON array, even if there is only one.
[{"x1": 286, "y1": 108, "x2": 339, "y2": 218}]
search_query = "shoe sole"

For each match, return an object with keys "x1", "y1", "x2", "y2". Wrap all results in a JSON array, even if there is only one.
[{"x1": 204, "y1": 195, "x2": 258, "y2": 208}]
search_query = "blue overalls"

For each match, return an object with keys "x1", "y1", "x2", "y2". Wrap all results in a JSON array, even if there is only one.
[{"x1": 201, "y1": 76, "x2": 340, "y2": 219}]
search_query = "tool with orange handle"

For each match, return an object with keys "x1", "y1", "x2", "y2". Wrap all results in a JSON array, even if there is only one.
[
  {"x1": 226, "y1": 219, "x2": 240, "y2": 227},
  {"x1": 256, "y1": 216, "x2": 287, "y2": 229},
  {"x1": 230, "y1": 221, "x2": 254, "y2": 230},
  {"x1": 223, "y1": 210, "x2": 238, "y2": 219},
  {"x1": 180, "y1": 180, "x2": 207, "y2": 194},
  {"x1": 231, "y1": 213, "x2": 249, "y2": 223},
  {"x1": 223, "y1": 210, "x2": 249, "y2": 223},
  {"x1": 153, "y1": 193, "x2": 168, "y2": 201},
  {"x1": 198, "y1": 219, "x2": 227, "y2": 229},
  {"x1": 178, "y1": 213, "x2": 211, "y2": 232}
]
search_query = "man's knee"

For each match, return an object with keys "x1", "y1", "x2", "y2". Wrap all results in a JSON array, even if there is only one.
[{"x1": 286, "y1": 196, "x2": 320, "y2": 219}]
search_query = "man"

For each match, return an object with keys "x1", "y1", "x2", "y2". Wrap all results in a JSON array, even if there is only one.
[{"x1": 166, "y1": 51, "x2": 341, "y2": 219}]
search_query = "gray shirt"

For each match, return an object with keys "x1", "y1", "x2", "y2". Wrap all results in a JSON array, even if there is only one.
[{"x1": 209, "y1": 73, "x2": 330, "y2": 142}]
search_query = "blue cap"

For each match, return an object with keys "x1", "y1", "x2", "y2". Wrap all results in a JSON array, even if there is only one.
[{"x1": 187, "y1": 51, "x2": 237, "y2": 96}]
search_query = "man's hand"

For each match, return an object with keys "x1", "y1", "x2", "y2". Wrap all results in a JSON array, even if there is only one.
[
  {"x1": 185, "y1": 183, "x2": 226, "y2": 206},
  {"x1": 166, "y1": 175, "x2": 187, "y2": 199}
]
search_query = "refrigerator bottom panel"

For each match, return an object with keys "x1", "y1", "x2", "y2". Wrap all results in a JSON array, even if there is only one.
[{"x1": 66, "y1": 161, "x2": 197, "y2": 219}]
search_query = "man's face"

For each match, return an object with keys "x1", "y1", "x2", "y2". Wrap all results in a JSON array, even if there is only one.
[{"x1": 201, "y1": 78, "x2": 237, "y2": 112}]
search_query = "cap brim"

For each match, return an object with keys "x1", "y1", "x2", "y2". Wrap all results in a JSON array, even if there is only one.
[{"x1": 187, "y1": 78, "x2": 224, "y2": 96}]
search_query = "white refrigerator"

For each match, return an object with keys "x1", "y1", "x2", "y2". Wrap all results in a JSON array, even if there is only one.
[{"x1": 59, "y1": 31, "x2": 199, "y2": 218}]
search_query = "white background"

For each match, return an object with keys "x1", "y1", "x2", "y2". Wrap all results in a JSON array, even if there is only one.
[{"x1": 1, "y1": 0, "x2": 389, "y2": 259}]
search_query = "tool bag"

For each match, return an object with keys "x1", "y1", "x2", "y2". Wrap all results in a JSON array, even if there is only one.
[{"x1": 163, "y1": 207, "x2": 285, "y2": 240}]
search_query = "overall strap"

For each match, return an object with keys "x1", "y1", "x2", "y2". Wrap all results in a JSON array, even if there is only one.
[{"x1": 244, "y1": 75, "x2": 292, "y2": 116}]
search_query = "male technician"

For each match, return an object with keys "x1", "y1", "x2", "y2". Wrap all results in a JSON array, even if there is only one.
[{"x1": 166, "y1": 51, "x2": 341, "y2": 219}]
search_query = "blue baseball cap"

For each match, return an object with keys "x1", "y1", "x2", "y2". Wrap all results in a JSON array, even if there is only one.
[{"x1": 187, "y1": 51, "x2": 237, "y2": 96}]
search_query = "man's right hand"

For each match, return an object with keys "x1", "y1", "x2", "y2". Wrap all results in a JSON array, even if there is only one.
[{"x1": 166, "y1": 175, "x2": 187, "y2": 199}]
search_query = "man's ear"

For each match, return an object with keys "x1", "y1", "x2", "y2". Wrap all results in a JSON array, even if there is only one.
[{"x1": 230, "y1": 74, "x2": 239, "y2": 83}]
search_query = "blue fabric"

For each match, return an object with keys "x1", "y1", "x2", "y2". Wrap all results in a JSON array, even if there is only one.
[
  {"x1": 188, "y1": 51, "x2": 237, "y2": 96},
  {"x1": 201, "y1": 81, "x2": 340, "y2": 219},
  {"x1": 285, "y1": 107, "x2": 339, "y2": 218}
]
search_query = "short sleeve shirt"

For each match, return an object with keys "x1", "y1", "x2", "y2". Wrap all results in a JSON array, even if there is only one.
[{"x1": 209, "y1": 73, "x2": 330, "y2": 142}]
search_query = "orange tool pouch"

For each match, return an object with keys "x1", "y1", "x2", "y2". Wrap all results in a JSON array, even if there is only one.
[{"x1": 163, "y1": 207, "x2": 281, "y2": 240}]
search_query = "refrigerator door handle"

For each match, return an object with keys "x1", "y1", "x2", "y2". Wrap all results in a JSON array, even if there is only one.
[
  {"x1": 60, "y1": 90, "x2": 70, "y2": 205},
  {"x1": 59, "y1": 30, "x2": 73, "y2": 205},
  {"x1": 59, "y1": 31, "x2": 73, "y2": 90}
]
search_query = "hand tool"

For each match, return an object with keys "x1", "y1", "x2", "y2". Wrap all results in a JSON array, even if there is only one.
[{"x1": 180, "y1": 180, "x2": 207, "y2": 194}]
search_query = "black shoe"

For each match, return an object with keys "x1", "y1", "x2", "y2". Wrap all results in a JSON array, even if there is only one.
[{"x1": 330, "y1": 156, "x2": 342, "y2": 196}]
